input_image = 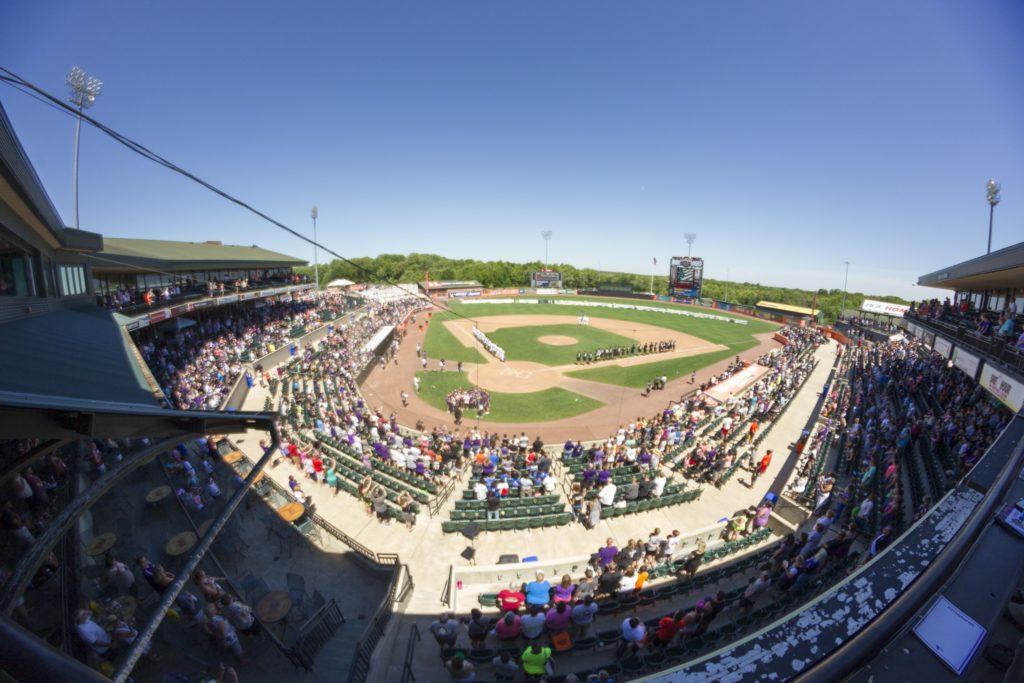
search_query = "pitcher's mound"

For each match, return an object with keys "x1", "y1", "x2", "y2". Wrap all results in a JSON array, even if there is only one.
[{"x1": 538, "y1": 335, "x2": 577, "y2": 346}]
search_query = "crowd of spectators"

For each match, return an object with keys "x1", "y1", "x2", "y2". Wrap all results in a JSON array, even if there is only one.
[
  {"x1": 137, "y1": 294, "x2": 356, "y2": 411},
  {"x1": 99, "y1": 270, "x2": 306, "y2": 311},
  {"x1": 808, "y1": 337, "x2": 1011, "y2": 537},
  {"x1": 910, "y1": 296, "x2": 1022, "y2": 351}
]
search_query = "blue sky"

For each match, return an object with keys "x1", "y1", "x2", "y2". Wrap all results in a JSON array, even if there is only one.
[{"x1": 2, "y1": 1, "x2": 1022, "y2": 300}]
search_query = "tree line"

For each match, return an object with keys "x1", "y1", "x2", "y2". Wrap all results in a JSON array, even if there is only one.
[{"x1": 299, "y1": 253, "x2": 908, "y2": 322}]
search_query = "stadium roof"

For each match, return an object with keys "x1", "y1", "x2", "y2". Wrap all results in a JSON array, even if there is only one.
[
  {"x1": 756, "y1": 301, "x2": 816, "y2": 316},
  {"x1": 94, "y1": 238, "x2": 306, "y2": 271},
  {"x1": 917, "y1": 239, "x2": 1024, "y2": 291},
  {"x1": 0, "y1": 101, "x2": 103, "y2": 252},
  {"x1": 422, "y1": 280, "x2": 482, "y2": 290},
  {"x1": 0, "y1": 306, "x2": 158, "y2": 407}
]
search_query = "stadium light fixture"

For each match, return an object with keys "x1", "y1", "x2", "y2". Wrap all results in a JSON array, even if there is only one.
[
  {"x1": 311, "y1": 206, "x2": 319, "y2": 292},
  {"x1": 840, "y1": 261, "x2": 850, "y2": 321},
  {"x1": 986, "y1": 178, "x2": 1001, "y2": 254},
  {"x1": 684, "y1": 233, "x2": 697, "y2": 257},
  {"x1": 66, "y1": 66, "x2": 103, "y2": 229},
  {"x1": 541, "y1": 230, "x2": 553, "y2": 268}
]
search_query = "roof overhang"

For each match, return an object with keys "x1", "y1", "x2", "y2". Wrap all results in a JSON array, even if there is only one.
[{"x1": 918, "y1": 240, "x2": 1024, "y2": 291}]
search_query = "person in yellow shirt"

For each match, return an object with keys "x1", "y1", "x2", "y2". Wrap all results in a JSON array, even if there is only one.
[{"x1": 521, "y1": 642, "x2": 552, "y2": 678}]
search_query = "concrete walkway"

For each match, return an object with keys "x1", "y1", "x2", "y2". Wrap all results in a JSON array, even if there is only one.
[{"x1": 230, "y1": 339, "x2": 839, "y2": 681}]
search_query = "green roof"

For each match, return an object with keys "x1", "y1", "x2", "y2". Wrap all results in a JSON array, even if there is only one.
[
  {"x1": 95, "y1": 238, "x2": 306, "y2": 271},
  {"x1": 0, "y1": 307, "x2": 158, "y2": 406}
]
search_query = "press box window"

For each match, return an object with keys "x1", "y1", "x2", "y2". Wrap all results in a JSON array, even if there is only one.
[{"x1": 59, "y1": 264, "x2": 88, "y2": 296}]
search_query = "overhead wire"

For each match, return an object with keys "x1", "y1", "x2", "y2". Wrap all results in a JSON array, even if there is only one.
[{"x1": 0, "y1": 66, "x2": 479, "y2": 325}]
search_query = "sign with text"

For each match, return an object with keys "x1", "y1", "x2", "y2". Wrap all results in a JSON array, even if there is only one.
[
  {"x1": 952, "y1": 347, "x2": 980, "y2": 379},
  {"x1": 861, "y1": 299, "x2": 910, "y2": 317},
  {"x1": 980, "y1": 362, "x2": 1024, "y2": 412}
]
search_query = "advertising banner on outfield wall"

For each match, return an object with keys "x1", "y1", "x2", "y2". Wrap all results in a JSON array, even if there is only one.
[
  {"x1": 933, "y1": 336, "x2": 953, "y2": 358},
  {"x1": 980, "y1": 362, "x2": 1024, "y2": 412},
  {"x1": 952, "y1": 347, "x2": 981, "y2": 378},
  {"x1": 861, "y1": 299, "x2": 910, "y2": 317}
]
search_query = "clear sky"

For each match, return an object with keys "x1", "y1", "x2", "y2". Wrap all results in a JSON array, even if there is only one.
[{"x1": 2, "y1": 1, "x2": 1022, "y2": 300}]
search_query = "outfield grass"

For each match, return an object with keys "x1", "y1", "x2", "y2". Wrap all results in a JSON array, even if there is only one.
[
  {"x1": 485, "y1": 324, "x2": 636, "y2": 366},
  {"x1": 421, "y1": 298, "x2": 775, "y2": 391},
  {"x1": 441, "y1": 300, "x2": 777, "y2": 346},
  {"x1": 415, "y1": 371, "x2": 603, "y2": 423},
  {"x1": 420, "y1": 313, "x2": 485, "y2": 363}
]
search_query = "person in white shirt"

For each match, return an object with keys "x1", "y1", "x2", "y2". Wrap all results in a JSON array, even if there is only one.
[
  {"x1": 474, "y1": 481, "x2": 488, "y2": 501},
  {"x1": 618, "y1": 616, "x2": 646, "y2": 657},
  {"x1": 597, "y1": 482, "x2": 617, "y2": 507},
  {"x1": 75, "y1": 610, "x2": 111, "y2": 655},
  {"x1": 542, "y1": 474, "x2": 558, "y2": 493},
  {"x1": 652, "y1": 472, "x2": 668, "y2": 497}
]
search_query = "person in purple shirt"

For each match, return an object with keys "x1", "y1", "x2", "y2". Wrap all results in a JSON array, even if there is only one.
[
  {"x1": 597, "y1": 469, "x2": 611, "y2": 486},
  {"x1": 596, "y1": 538, "x2": 619, "y2": 568}
]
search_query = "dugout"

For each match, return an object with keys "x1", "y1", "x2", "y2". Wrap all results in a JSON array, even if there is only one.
[{"x1": 754, "y1": 300, "x2": 821, "y2": 325}]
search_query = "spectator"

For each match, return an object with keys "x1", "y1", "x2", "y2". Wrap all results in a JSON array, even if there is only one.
[
  {"x1": 545, "y1": 602, "x2": 572, "y2": 633},
  {"x1": 552, "y1": 574, "x2": 576, "y2": 604},
  {"x1": 494, "y1": 611, "x2": 522, "y2": 642},
  {"x1": 520, "y1": 605, "x2": 546, "y2": 641},
  {"x1": 571, "y1": 595, "x2": 599, "y2": 637},
  {"x1": 446, "y1": 653, "x2": 476, "y2": 682},
  {"x1": 74, "y1": 609, "x2": 112, "y2": 658},
  {"x1": 429, "y1": 613, "x2": 459, "y2": 649},
  {"x1": 465, "y1": 608, "x2": 492, "y2": 649},
  {"x1": 617, "y1": 616, "x2": 647, "y2": 658},
  {"x1": 521, "y1": 642, "x2": 553, "y2": 679},
  {"x1": 524, "y1": 570, "x2": 551, "y2": 608},
  {"x1": 492, "y1": 651, "x2": 520, "y2": 682}
]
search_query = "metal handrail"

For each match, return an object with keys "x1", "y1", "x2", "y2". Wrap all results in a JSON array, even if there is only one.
[{"x1": 400, "y1": 623, "x2": 421, "y2": 683}]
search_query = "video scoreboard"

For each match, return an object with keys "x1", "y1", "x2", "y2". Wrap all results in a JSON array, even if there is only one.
[
  {"x1": 669, "y1": 256, "x2": 704, "y2": 299},
  {"x1": 531, "y1": 270, "x2": 563, "y2": 288}
]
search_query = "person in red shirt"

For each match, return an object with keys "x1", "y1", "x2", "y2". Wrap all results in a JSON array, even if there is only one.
[
  {"x1": 652, "y1": 610, "x2": 683, "y2": 647},
  {"x1": 498, "y1": 588, "x2": 525, "y2": 613},
  {"x1": 750, "y1": 450, "x2": 772, "y2": 486},
  {"x1": 312, "y1": 455, "x2": 324, "y2": 482}
]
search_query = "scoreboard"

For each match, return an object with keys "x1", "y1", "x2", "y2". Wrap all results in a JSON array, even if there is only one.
[
  {"x1": 669, "y1": 257, "x2": 704, "y2": 299},
  {"x1": 531, "y1": 270, "x2": 563, "y2": 288}
]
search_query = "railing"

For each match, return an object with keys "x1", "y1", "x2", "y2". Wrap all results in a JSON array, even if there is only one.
[
  {"x1": 155, "y1": 452, "x2": 308, "y2": 670},
  {"x1": 399, "y1": 624, "x2": 421, "y2": 683},
  {"x1": 345, "y1": 563, "x2": 413, "y2": 683},
  {"x1": 908, "y1": 312, "x2": 1024, "y2": 375},
  {"x1": 428, "y1": 475, "x2": 459, "y2": 517},
  {"x1": 292, "y1": 598, "x2": 346, "y2": 669}
]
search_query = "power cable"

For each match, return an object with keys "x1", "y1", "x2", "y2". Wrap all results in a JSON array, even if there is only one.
[{"x1": 0, "y1": 66, "x2": 475, "y2": 324}]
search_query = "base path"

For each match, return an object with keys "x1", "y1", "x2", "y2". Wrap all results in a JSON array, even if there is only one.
[{"x1": 360, "y1": 307, "x2": 783, "y2": 441}]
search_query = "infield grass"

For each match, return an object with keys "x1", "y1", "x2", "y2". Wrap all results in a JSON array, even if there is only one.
[
  {"x1": 415, "y1": 371, "x2": 603, "y2": 423},
  {"x1": 485, "y1": 324, "x2": 637, "y2": 366},
  {"x1": 426, "y1": 298, "x2": 776, "y2": 388}
]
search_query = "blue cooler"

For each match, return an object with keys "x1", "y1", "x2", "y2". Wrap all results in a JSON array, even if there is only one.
[{"x1": 763, "y1": 492, "x2": 779, "y2": 507}]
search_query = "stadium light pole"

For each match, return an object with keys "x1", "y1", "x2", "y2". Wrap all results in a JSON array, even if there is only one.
[
  {"x1": 310, "y1": 206, "x2": 320, "y2": 293},
  {"x1": 66, "y1": 66, "x2": 102, "y2": 229},
  {"x1": 684, "y1": 233, "x2": 696, "y2": 258},
  {"x1": 840, "y1": 261, "x2": 850, "y2": 321},
  {"x1": 541, "y1": 230, "x2": 553, "y2": 268},
  {"x1": 986, "y1": 178, "x2": 1001, "y2": 254}
]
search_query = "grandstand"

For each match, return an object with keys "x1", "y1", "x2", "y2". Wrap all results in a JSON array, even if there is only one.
[{"x1": 2, "y1": 89, "x2": 1023, "y2": 683}]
